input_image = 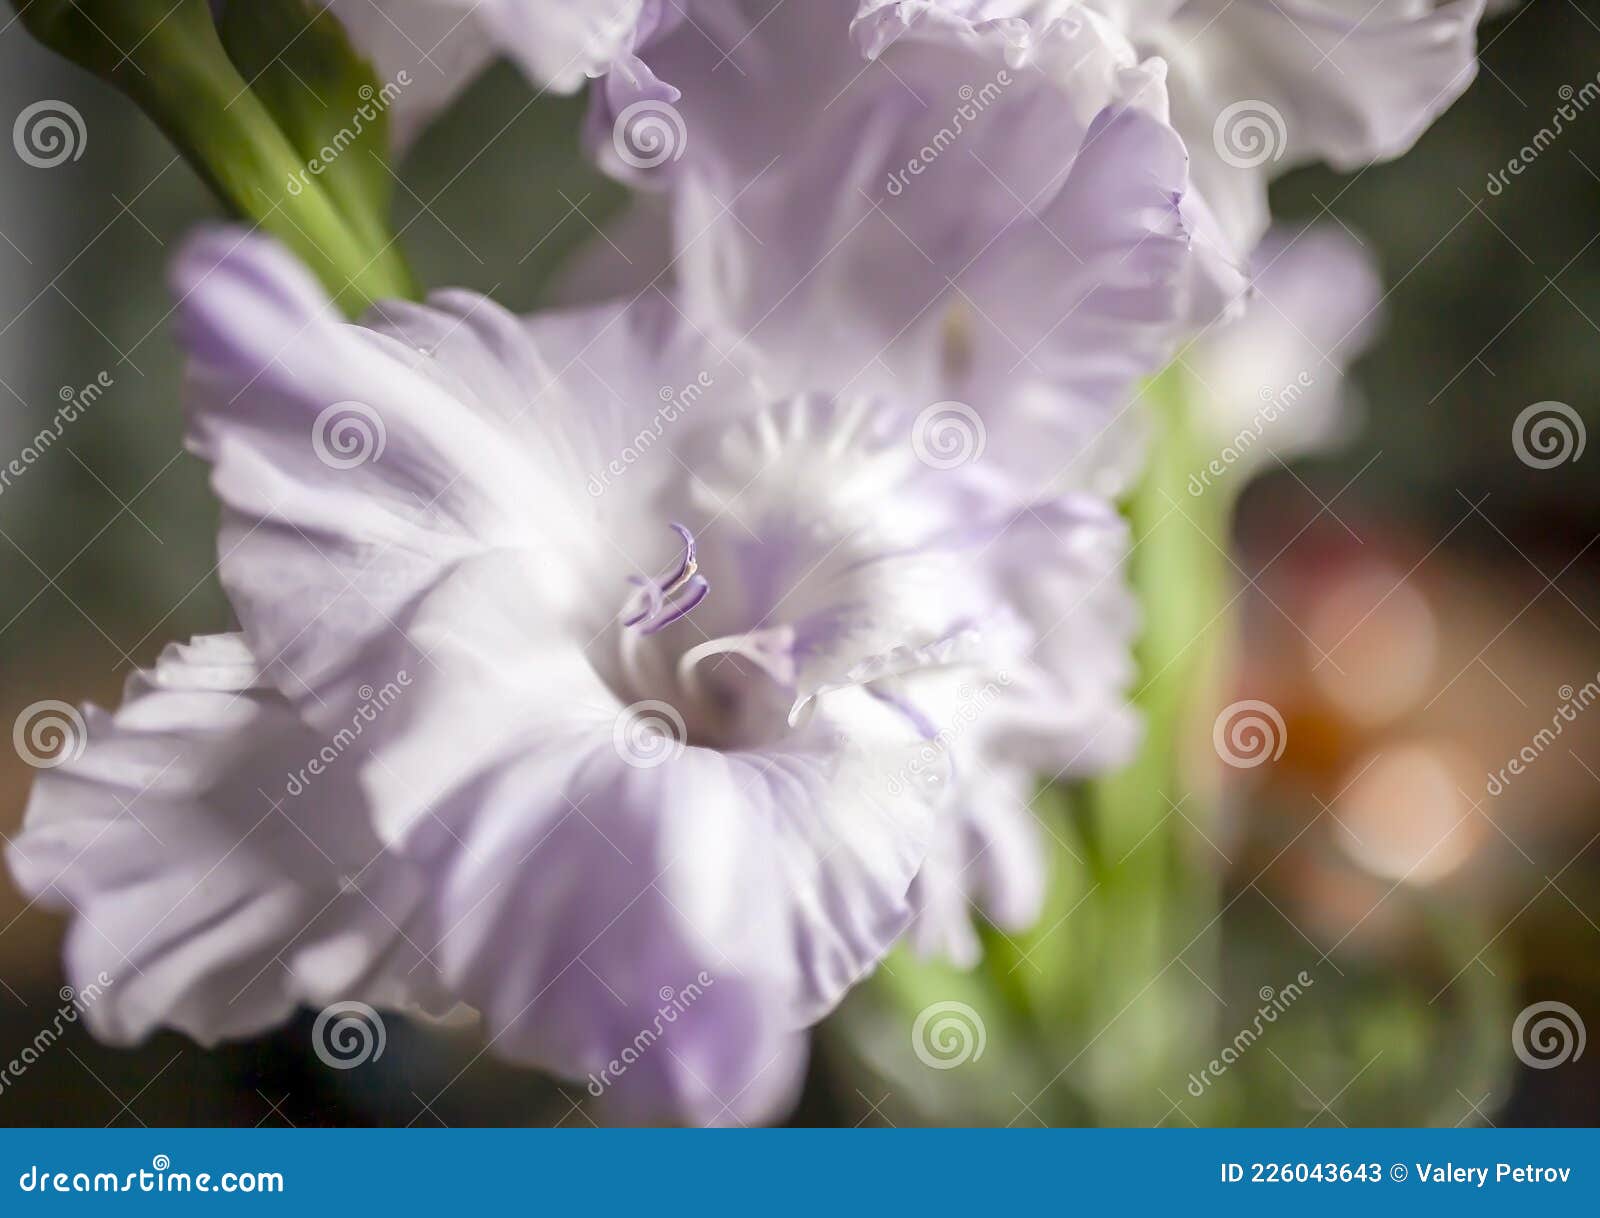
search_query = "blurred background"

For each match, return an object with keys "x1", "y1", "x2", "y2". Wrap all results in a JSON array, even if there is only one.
[{"x1": 1, "y1": 2, "x2": 1596, "y2": 1126}]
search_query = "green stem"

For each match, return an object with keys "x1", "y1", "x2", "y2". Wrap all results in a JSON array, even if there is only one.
[
  {"x1": 15, "y1": 0, "x2": 416, "y2": 313},
  {"x1": 1097, "y1": 367, "x2": 1231, "y2": 847},
  {"x1": 1068, "y1": 366, "x2": 1234, "y2": 1121}
]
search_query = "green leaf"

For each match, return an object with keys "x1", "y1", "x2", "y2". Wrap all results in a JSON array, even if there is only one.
[
  {"x1": 217, "y1": 0, "x2": 403, "y2": 262},
  {"x1": 13, "y1": 0, "x2": 417, "y2": 313}
]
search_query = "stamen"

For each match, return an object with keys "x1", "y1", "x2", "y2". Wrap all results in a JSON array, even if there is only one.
[
  {"x1": 678, "y1": 626, "x2": 797, "y2": 691},
  {"x1": 641, "y1": 575, "x2": 708, "y2": 635},
  {"x1": 621, "y1": 522, "x2": 710, "y2": 635},
  {"x1": 660, "y1": 522, "x2": 698, "y2": 597},
  {"x1": 620, "y1": 575, "x2": 664, "y2": 628}
]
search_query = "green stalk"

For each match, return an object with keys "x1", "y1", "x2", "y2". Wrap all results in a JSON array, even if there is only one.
[
  {"x1": 1096, "y1": 366, "x2": 1230, "y2": 852},
  {"x1": 938, "y1": 366, "x2": 1237, "y2": 1124},
  {"x1": 14, "y1": 0, "x2": 417, "y2": 313},
  {"x1": 1063, "y1": 366, "x2": 1234, "y2": 1122}
]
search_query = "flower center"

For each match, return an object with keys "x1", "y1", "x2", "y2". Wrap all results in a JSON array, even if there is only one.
[{"x1": 600, "y1": 522, "x2": 796, "y2": 751}]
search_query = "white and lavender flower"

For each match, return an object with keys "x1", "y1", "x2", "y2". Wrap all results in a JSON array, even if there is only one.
[{"x1": 9, "y1": 229, "x2": 1142, "y2": 1123}]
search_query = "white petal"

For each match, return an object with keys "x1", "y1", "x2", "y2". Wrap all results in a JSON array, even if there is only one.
[
  {"x1": 400, "y1": 716, "x2": 930, "y2": 1122},
  {"x1": 1157, "y1": 0, "x2": 1484, "y2": 254},
  {"x1": 174, "y1": 230, "x2": 719, "y2": 740},
  {"x1": 5, "y1": 635, "x2": 441, "y2": 1046},
  {"x1": 320, "y1": 0, "x2": 666, "y2": 141},
  {"x1": 906, "y1": 763, "x2": 1047, "y2": 966}
]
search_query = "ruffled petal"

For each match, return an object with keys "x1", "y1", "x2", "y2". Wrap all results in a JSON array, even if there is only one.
[
  {"x1": 478, "y1": 0, "x2": 664, "y2": 93},
  {"x1": 397, "y1": 705, "x2": 931, "y2": 1123},
  {"x1": 1154, "y1": 0, "x2": 1485, "y2": 255},
  {"x1": 959, "y1": 495, "x2": 1142, "y2": 772},
  {"x1": 173, "y1": 229, "x2": 732, "y2": 739},
  {"x1": 320, "y1": 0, "x2": 677, "y2": 141},
  {"x1": 5, "y1": 635, "x2": 441, "y2": 1046},
  {"x1": 905, "y1": 764, "x2": 1046, "y2": 966},
  {"x1": 603, "y1": 0, "x2": 1199, "y2": 482}
]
